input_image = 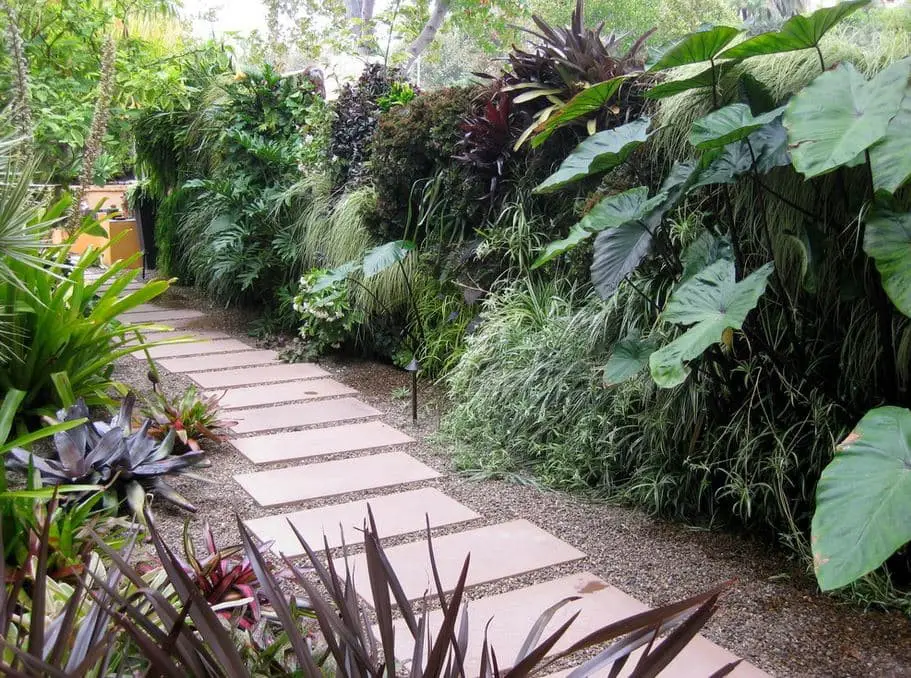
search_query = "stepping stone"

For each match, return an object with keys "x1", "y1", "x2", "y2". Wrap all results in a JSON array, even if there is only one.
[
  {"x1": 216, "y1": 379, "x2": 356, "y2": 409},
  {"x1": 341, "y1": 519, "x2": 584, "y2": 608},
  {"x1": 233, "y1": 421, "x2": 414, "y2": 464},
  {"x1": 234, "y1": 451, "x2": 439, "y2": 506},
  {"x1": 132, "y1": 338, "x2": 255, "y2": 359},
  {"x1": 123, "y1": 304, "x2": 167, "y2": 314},
  {"x1": 120, "y1": 309, "x2": 205, "y2": 323},
  {"x1": 188, "y1": 363, "x2": 330, "y2": 389},
  {"x1": 393, "y1": 572, "x2": 768, "y2": 677},
  {"x1": 136, "y1": 329, "x2": 231, "y2": 340},
  {"x1": 230, "y1": 397, "x2": 380, "y2": 434},
  {"x1": 245, "y1": 488, "x2": 480, "y2": 556},
  {"x1": 158, "y1": 349, "x2": 279, "y2": 373}
]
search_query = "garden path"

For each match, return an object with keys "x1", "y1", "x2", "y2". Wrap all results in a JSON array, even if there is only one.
[{"x1": 116, "y1": 288, "x2": 768, "y2": 677}]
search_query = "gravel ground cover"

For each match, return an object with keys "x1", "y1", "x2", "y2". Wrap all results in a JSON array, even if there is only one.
[{"x1": 112, "y1": 285, "x2": 911, "y2": 678}]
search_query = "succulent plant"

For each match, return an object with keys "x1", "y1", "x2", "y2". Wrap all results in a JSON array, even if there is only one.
[
  {"x1": 142, "y1": 384, "x2": 236, "y2": 452},
  {"x1": 6, "y1": 396, "x2": 205, "y2": 516}
]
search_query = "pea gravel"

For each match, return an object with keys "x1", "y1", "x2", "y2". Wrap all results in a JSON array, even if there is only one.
[{"x1": 111, "y1": 285, "x2": 911, "y2": 678}]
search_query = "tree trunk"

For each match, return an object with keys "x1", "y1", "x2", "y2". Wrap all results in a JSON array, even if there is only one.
[
  {"x1": 345, "y1": 0, "x2": 376, "y2": 54},
  {"x1": 405, "y1": 0, "x2": 449, "y2": 71}
]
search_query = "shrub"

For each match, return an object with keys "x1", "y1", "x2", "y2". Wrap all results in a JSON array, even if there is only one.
[
  {"x1": 292, "y1": 267, "x2": 361, "y2": 354},
  {"x1": 370, "y1": 85, "x2": 485, "y2": 241},
  {"x1": 142, "y1": 383, "x2": 236, "y2": 452}
]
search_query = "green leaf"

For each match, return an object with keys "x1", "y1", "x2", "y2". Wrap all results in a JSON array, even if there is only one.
[
  {"x1": 649, "y1": 261, "x2": 774, "y2": 387},
  {"x1": 362, "y1": 240, "x2": 415, "y2": 278},
  {"x1": 645, "y1": 62, "x2": 739, "y2": 100},
  {"x1": 648, "y1": 26, "x2": 742, "y2": 71},
  {"x1": 531, "y1": 225, "x2": 592, "y2": 269},
  {"x1": 690, "y1": 144, "x2": 753, "y2": 189},
  {"x1": 718, "y1": 0, "x2": 871, "y2": 60},
  {"x1": 0, "y1": 389, "x2": 26, "y2": 447},
  {"x1": 870, "y1": 87, "x2": 911, "y2": 194},
  {"x1": 811, "y1": 406, "x2": 911, "y2": 591},
  {"x1": 784, "y1": 59, "x2": 911, "y2": 178},
  {"x1": 863, "y1": 208, "x2": 911, "y2": 317},
  {"x1": 311, "y1": 261, "x2": 361, "y2": 293},
  {"x1": 532, "y1": 77, "x2": 627, "y2": 147},
  {"x1": 603, "y1": 332, "x2": 657, "y2": 386},
  {"x1": 681, "y1": 232, "x2": 732, "y2": 281},
  {"x1": 590, "y1": 225, "x2": 652, "y2": 299},
  {"x1": 532, "y1": 188, "x2": 650, "y2": 269},
  {"x1": 534, "y1": 119, "x2": 651, "y2": 194},
  {"x1": 689, "y1": 104, "x2": 786, "y2": 150}
]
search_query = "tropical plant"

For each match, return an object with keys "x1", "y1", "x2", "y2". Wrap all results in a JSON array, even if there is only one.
[
  {"x1": 5, "y1": 397, "x2": 206, "y2": 517},
  {"x1": 376, "y1": 80, "x2": 417, "y2": 111},
  {"x1": 454, "y1": 92, "x2": 516, "y2": 199},
  {"x1": 142, "y1": 384, "x2": 235, "y2": 452},
  {"x1": 179, "y1": 520, "x2": 270, "y2": 630},
  {"x1": 498, "y1": 0, "x2": 653, "y2": 148}
]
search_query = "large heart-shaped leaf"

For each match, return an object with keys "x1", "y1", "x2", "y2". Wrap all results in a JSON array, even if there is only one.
[
  {"x1": 649, "y1": 26, "x2": 742, "y2": 71},
  {"x1": 589, "y1": 189, "x2": 671, "y2": 298},
  {"x1": 534, "y1": 119, "x2": 651, "y2": 194},
  {"x1": 718, "y1": 0, "x2": 870, "y2": 60},
  {"x1": 603, "y1": 332, "x2": 658, "y2": 386},
  {"x1": 690, "y1": 143, "x2": 753, "y2": 189},
  {"x1": 812, "y1": 406, "x2": 911, "y2": 591},
  {"x1": 645, "y1": 62, "x2": 740, "y2": 100},
  {"x1": 362, "y1": 240, "x2": 415, "y2": 278},
  {"x1": 863, "y1": 208, "x2": 911, "y2": 317},
  {"x1": 690, "y1": 103, "x2": 786, "y2": 150},
  {"x1": 870, "y1": 86, "x2": 911, "y2": 194},
  {"x1": 311, "y1": 261, "x2": 361, "y2": 293},
  {"x1": 681, "y1": 232, "x2": 732, "y2": 281},
  {"x1": 649, "y1": 261, "x2": 774, "y2": 387},
  {"x1": 532, "y1": 77, "x2": 627, "y2": 148},
  {"x1": 784, "y1": 59, "x2": 911, "y2": 178},
  {"x1": 532, "y1": 188, "x2": 649, "y2": 269}
]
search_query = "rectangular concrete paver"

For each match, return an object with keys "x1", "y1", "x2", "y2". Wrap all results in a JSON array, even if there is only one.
[
  {"x1": 234, "y1": 451, "x2": 440, "y2": 506},
  {"x1": 233, "y1": 421, "x2": 414, "y2": 464},
  {"x1": 245, "y1": 488, "x2": 480, "y2": 556},
  {"x1": 136, "y1": 329, "x2": 231, "y2": 341},
  {"x1": 158, "y1": 350, "x2": 279, "y2": 373},
  {"x1": 230, "y1": 397, "x2": 380, "y2": 434},
  {"x1": 217, "y1": 379, "x2": 356, "y2": 409},
  {"x1": 120, "y1": 309, "x2": 205, "y2": 323},
  {"x1": 342, "y1": 519, "x2": 584, "y2": 608},
  {"x1": 188, "y1": 363, "x2": 329, "y2": 388},
  {"x1": 123, "y1": 304, "x2": 166, "y2": 314},
  {"x1": 393, "y1": 572, "x2": 768, "y2": 677},
  {"x1": 133, "y1": 338, "x2": 255, "y2": 359}
]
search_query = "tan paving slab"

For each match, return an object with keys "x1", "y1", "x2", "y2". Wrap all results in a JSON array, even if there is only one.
[
  {"x1": 132, "y1": 338, "x2": 255, "y2": 359},
  {"x1": 158, "y1": 349, "x2": 279, "y2": 373},
  {"x1": 229, "y1": 397, "x2": 380, "y2": 434},
  {"x1": 123, "y1": 303, "x2": 167, "y2": 314},
  {"x1": 135, "y1": 329, "x2": 231, "y2": 340},
  {"x1": 216, "y1": 379, "x2": 356, "y2": 409},
  {"x1": 188, "y1": 363, "x2": 330, "y2": 388},
  {"x1": 233, "y1": 421, "x2": 414, "y2": 464},
  {"x1": 234, "y1": 451, "x2": 439, "y2": 506},
  {"x1": 120, "y1": 309, "x2": 205, "y2": 323},
  {"x1": 245, "y1": 488, "x2": 480, "y2": 556},
  {"x1": 343, "y1": 519, "x2": 585, "y2": 608},
  {"x1": 394, "y1": 572, "x2": 768, "y2": 677}
]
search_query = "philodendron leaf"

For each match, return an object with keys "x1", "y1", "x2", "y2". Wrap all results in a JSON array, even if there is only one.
[
  {"x1": 532, "y1": 77, "x2": 627, "y2": 148},
  {"x1": 689, "y1": 103, "x2": 786, "y2": 150},
  {"x1": 603, "y1": 333, "x2": 658, "y2": 386},
  {"x1": 311, "y1": 261, "x2": 360, "y2": 293},
  {"x1": 863, "y1": 208, "x2": 911, "y2": 317},
  {"x1": 812, "y1": 406, "x2": 911, "y2": 591},
  {"x1": 648, "y1": 26, "x2": 742, "y2": 71},
  {"x1": 531, "y1": 224, "x2": 591, "y2": 269},
  {"x1": 534, "y1": 119, "x2": 651, "y2": 194},
  {"x1": 533, "y1": 188, "x2": 650, "y2": 269},
  {"x1": 784, "y1": 59, "x2": 911, "y2": 178},
  {"x1": 645, "y1": 62, "x2": 740, "y2": 100},
  {"x1": 680, "y1": 232, "x2": 732, "y2": 281},
  {"x1": 362, "y1": 240, "x2": 415, "y2": 278},
  {"x1": 870, "y1": 86, "x2": 911, "y2": 194},
  {"x1": 718, "y1": 0, "x2": 870, "y2": 60},
  {"x1": 649, "y1": 261, "x2": 774, "y2": 387}
]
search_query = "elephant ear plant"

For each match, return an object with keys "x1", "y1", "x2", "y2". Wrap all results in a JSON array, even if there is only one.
[{"x1": 5, "y1": 396, "x2": 206, "y2": 518}]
